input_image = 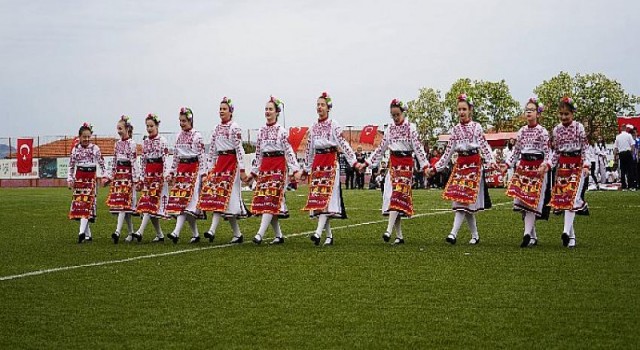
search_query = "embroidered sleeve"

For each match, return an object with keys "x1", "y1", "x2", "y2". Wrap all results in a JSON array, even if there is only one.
[
  {"x1": 282, "y1": 127, "x2": 300, "y2": 173},
  {"x1": 161, "y1": 137, "x2": 170, "y2": 178},
  {"x1": 304, "y1": 128, "x2": 314, "y2": 174},
  {"x1": 109, "y1": 141, "x2": 117, "y2": 180},
  {"x1": 207, "y1": 131, "x2": 218, "y2": 175},
  {"x1": 547, "y1": 127, "x2": 560, "y2": 168},
  {"x1": 232, "y1": 125, "x2": 246, "y2": 172},
  {"x1": 67, "y1": 147, "x2": 76, "y2": 182},
  {"x1": 435, "y1": 128, "x2": 456, "y2": 172},
  {"x1": 541, "y1": 129, "x2": 551, "y2": 168},
  {"x1": 129, "y1": 139, "x2": 139, "y2": 181},
  {"x1": 139, "y1": 141, "x2": 147, "y2": 182},
  {"x1": 507, "y1": 128, "x2": 524, "y2": 167},
  {"x1": 366, "y1": 129, "x2": 389, "y2": 167},
  {"x1": 578, "y1": 124, "x2": 589, "y2": 167},
  {"x1": 477, "y1": 123, "x2": 494, "y2": 164},
  {"x1": 96, "y1": 146, "x2": 106, "y2": 176},
  {"x1": 252, "y1": 128, "x2": 263, "y2": 176},
  {"x1": 194, "y1": 131, "x2": 206, "y2": 175},
  {"x1": 334, "y1": 121, "x2": 357, "y2": 166},
  {"x1": 170, "y1": 137, "x2": 179, "y2": 176},
  {"x1": 410, "y1": 124, "x2": 429, "y2": 169}
]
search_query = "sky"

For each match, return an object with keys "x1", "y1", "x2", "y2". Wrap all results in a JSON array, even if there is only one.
[{"x1": 1, "y1": 0, "x2": 639, "y2": 138}]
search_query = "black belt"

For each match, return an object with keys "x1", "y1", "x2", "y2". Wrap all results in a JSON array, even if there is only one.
[
  {"x1": 316, "y1": 147, "x2": 338, "y2": 154},
  {"x1": 391, "y1": 151, "x2": 413, "y2": 157},
  {"x1": 116, "y1": 160, "x2": 131, "y2": 166},
  {"x1": 457, "y1": 149, "x2": 479, "y2": 156},
  {"x1": 179, "y1": 157, "x2": 198, "y2": 164},
  {"x1": 263, "y1": 151, "x2": 284, "y2": 157},
  {"x1": 560, "y1": 151, "x2": 581, "y2": 157},
  {"x1": 218, "y1": 150, "x2": 236, "y2": 155},
  {"x1": 146, "y1": 157, "x2": 163, "y2": 164},
  {"x1": 522, "y1": 153, "x2": 544, "y2": 161},
  {"x1": 77, "y1": 166, "x2": 96, "y2": 172}
]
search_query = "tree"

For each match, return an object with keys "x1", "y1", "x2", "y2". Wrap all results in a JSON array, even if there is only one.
[
  {"x1": 444, "y1": 78, "x2": 520, "y2": 131},
  {"x1": 406, "y1": 88, "x2": 445, "y2": 146},
  {"x1": 534, "y1": 71, "x2": 639, "y2": 141}
]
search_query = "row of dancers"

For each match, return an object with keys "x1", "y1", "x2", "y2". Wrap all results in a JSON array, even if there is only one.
[{"x1": 67, "y1": 93, "x2": 589, "y2": 248}]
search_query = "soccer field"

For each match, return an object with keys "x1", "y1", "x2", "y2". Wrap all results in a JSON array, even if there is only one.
[{"x1": 0, "y1": 187, "x2": 638, "y2": 349}]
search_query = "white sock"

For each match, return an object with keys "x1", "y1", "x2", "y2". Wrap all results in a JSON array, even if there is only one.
[
  {"x1": 116, "y1": 212, "x2": 126, "y2": 234},
  {"x1": 563, "y1": 211, "x2": 576, "y2": 234},
  {"x1": 208, "y1": 213, "x2": 222, "y2": 233},
  {"x1": 138, "y1": 214, "x2": 151, "y2": 234},
  {"x1": 229, "y1": 217, "x2": 242, "y2": 237},
  {"x1": 257, "y1": 214, "x2": 273, "y2": 238},
  {"x1": 524, "y1": 212, "x2": 536, "y2": 236},
  {"x1": 270, "y1": 217, "x2": 283, "y2": 238},
  {"x1": 125, "y1": 213, "x2": 134, "y2": 235},
  {"x1": 386, "y1": 211, "x2": 399, "y2": 234},
  {"x1": 79, "y1": 218, "x2": 89, "y2": 235},
  {"x1": 151, "y1": 217, "x2": 163, "y2": 237},
  {"x1": 186, "y1": 215, "x2": 198, "y2": 237},
  {"x1": 394, "y1": 217, "x2": 403, "y2": 239},
  {"x1": 172, "y1": 214, "x2": 187, "y2": 237},
  {"x1": 315, "y1": 214, "x2": 329, "y2": 238},
  {"x1": 465, "y1": 213, "x2": 478, "y2": 239},
  {"x1": 531, "y1": 226, "x2": 537, "y2": 239},
  {"x1": 569, "y1": 226, "x2": 576, "y2": 239},
  {"x1": 450, "y1": 211, "x2": 466, "y2": 237},
  {"x1": 325, "y1": 218, "x2": 333, "y2": 239},
  {"x1": 84, "y1": 224, "x2": 92, "y2": 238}
]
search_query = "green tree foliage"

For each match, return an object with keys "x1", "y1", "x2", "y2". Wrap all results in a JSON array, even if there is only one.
[
  {"x1": 534, "y1": 72, "x2": 639, "y2": 141},
  {"x1": 406, "y1": 88, "x2": 445, "y2": 146}
]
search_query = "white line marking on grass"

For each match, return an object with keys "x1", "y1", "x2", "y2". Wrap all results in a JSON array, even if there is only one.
[{"x1": 0, "y1": 202, "x2": 510, "y2": 282}]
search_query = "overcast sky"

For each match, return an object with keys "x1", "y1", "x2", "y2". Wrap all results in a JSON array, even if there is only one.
[{"x1": 1, "y1": 0, "x2": 639, "y2": 138}]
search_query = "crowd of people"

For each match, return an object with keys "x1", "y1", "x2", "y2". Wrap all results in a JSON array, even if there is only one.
[{"x1": 66, "y1": 92, "x2": 625, "y2": 249}]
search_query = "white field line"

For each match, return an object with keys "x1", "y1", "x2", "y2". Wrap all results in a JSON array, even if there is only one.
[{"x1": 0, "y1": 202, "x2": 510, "y2": 282}]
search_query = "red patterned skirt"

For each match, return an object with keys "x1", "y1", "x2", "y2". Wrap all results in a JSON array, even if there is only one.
[
  {"x1": 443, "y1": 153, "x2": 482, "y2": 204},
  {"x1": 166, "y1": 158, "x2": 199, "y2": 216},
  {"x1": 251, "y1": 153, "x2": 287, "y2": 216},
  {"x1": 386, "y1": 152, "x2": 414, "y2": 216},
  {"x1": 106, "y1": 160, "x2": 135, "y2": 213},
  {"x1": 303, "y1": 148, "x2": 338, "y2": 213},
  {"x1": 198, "y1": 153, "x2": 238, "y2": 212},
  {"x1": 506, "y1": 156, "x2": 545, "y2": 209},
  {"x1": 550, "y1": 154, "x2": 587, "y2": 212},
  {"x1": 136, "y1": 158, "x2": 168, "y2": 218},
  {"x1": 69, "y1": 166, "x2": 97, "y2": 221}
]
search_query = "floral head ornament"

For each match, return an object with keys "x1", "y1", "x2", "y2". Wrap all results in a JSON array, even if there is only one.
[
  {"x1": 528, "y1": 97, "x2": 544, "y2": 113},
  {"x1": 119, "y1": 115, "x2": 132, "y2": 127},
  {"x1": 390, "y1": 98, "x2": 406, "y2": 112},
  {"x1": 457, "y1": 93, "x2": 474, "y2": 107},
  {"x1": 319, "y1": 91, "x2": 333, "y2": 109},
  {"x1": 147, "y1": 113, "x2": 161, "y2": 124},
  {"x1": 179, "y1": 107, "x2": 193, "y2": 120},
  {"x1": 82, "y1": 122, "x2": 93, "y2": 133},
  {"x1": 269, "y1": 95, "x2": 284, "y2": 113},
  {"x1": 221, "y1": 97, "x2": 234, "y2": 113},
  {"x1": 560, "y1": 96, "x2": 577, "y2": 112}
]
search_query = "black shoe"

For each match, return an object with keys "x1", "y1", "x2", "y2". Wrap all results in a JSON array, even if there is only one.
[
  {"x1": 168, "y1": 233, "x2": 179, "y2": 244},
  {"x1": 521, "y1": 234, "x2": 532, "y2": 248},
  {"x1": 393, "y1": 238, "x2": 405, "y2": 245},
  {"x1": 85, "y1": 236, "x2": 93, "y2": 242},
  {"x1": 203, "y1": 230, "x2": 215, "y2": 243},
  {"x1": 382, "y1": 231, "x2": 391, "y2": 243},
  {"x1": 78, "y1": 233, "x2": 86, "y2": 244},
  {"x1": 323, "y1": 237, "x2": 334, "y2": 246},
  {"x1": 270, "y1": 237, "x2": 285, "y2": 245},
  {"x1": 230, "y1": 235, "x2": 244, "y2": 244},
  {"x1": 310, "y1": 234, "x2": 320, "y2": 246},
  {"x1": 152, "y1": 236, "x2": 164, "y2": 243},
  {"x1": 561, "y1": 232, "x2": 570, "y2": 247},
  {"x1": 445, "y1": 234, "x2": 457, "y2": 245},
  {"x1": 529, "y1": 238, "x2": 538, "y2": 247},
  {"x1": 469, "y1": 237, "x2": 480, "y2": 245},
  {"x1": 132, "y1": 232, "x2": 142, "y2": 243},
  {"x1": 189, "y1": 236, "x2": 200, "y2": 244},
  {"x1": 111, "y1": 232, "x2": 120, "y2": 244},
  {"x1": 252, "y1": 236, "x2": 262, "y2": 245}
]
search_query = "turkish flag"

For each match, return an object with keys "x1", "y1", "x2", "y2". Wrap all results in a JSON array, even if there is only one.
[
  {"x1": 359, "y1": 125, "x2": 378, "y2": 145},
  {"x1": 17, "y1": 138, "x2": 33, "y2": 174},
  {"x1": 288, "y1": 126, "x2": 308, "y2": 153}
]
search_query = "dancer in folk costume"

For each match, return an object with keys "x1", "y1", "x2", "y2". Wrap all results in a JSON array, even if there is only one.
[
  {"x1": 548, "y1": 97, "x2": 590, "y2": 248},
  {"x1": 302, "y1": 92, "x2": 358, "y2": 246},
  {"x1": 247, "y1": 96, "x2": 301, "y2": 245},
  {"x1": 504, "y1": 98, "x2": 552, "y2": 248},
  {"x1": 106, "y1": 115, "x2": 140, "y2": 244},
  {"x1": 67, "y1": 123, "x2": 106, "y2": 243},
  {"x1": 166, "y1": 107, "x2": 206, "y2": 244},
  {"x1": 595, "y1": 137, "x2": 608, "y2": 184},
  {"x1": 358, "y1": 99, "x2": 429, "y2": 245},
  {"x1": 428, "y1": 94, "x2": 498, "y2": 245},
  {"x1": 199, "y1": 97, "x2": 250, "y2": 244},
  {"x1": 133, "y1": 113, "x2": 170, "y2": 243}
]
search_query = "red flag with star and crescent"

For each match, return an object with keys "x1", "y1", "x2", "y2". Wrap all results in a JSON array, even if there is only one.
[
  {"x1": 288, "y1": 126, "x2": 308, "y2": 153},
  {"x1": 17, "y1": 138, "x2": 33, "y2": 174},
  {"x1": 359, "y1": 125, "x2": 378, "y2": 145}
]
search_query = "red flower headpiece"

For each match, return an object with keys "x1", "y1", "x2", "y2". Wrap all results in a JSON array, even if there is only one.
[
  {"x1": 528, "y1": 97, "x2": 544, "y2": 113},
  {"x1": 319, "y1": 91, "x2": 333, "y2": 109},
  {"x1": 457, "y1": 93, "x2": 474, "y2": 107},
  {"x1": 221, "y1": 97, "x2": 234, "y2": 113}
]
